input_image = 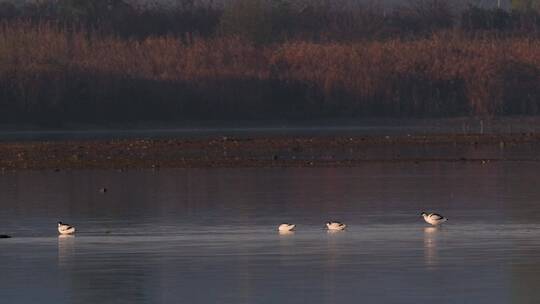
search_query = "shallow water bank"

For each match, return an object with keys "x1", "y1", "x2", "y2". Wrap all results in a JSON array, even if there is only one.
[{"x1": 1, "y1": 133, "x2": 540, "y2": 170}]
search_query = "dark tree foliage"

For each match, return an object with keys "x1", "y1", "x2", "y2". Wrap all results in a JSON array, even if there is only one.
[
  {"x1": 0, "y1": 0, "x2": 538, "y2": 124},
  {"x1": 0, "y1": 0, "x2": 538, "y2": 41}
]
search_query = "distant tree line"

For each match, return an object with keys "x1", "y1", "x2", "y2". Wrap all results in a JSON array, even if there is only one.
[
  {"x1": 0, "y1": 0, "x2": 538, "y2": 42},
  {"x1": 0, "y1": 1, "x2": 538, "y2": 125}
]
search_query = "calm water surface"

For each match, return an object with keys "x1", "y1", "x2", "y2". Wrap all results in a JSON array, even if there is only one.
[{"x1": 1, "y1": 163, "x2": 540, "y2": 303}]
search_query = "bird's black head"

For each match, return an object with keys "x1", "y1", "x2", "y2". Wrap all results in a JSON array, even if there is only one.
[
  {"x1": 57, "y1": 221, "x2": 62, "y2": 225},
  {"x1": 420, "y1": 212, "x2": 427, "y2": 216}
]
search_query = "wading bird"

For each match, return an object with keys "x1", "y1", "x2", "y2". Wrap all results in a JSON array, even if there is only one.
[
  {"x1": 420, "y1": 212, "x2": 447, "y2": 226},
  {"x1": 57, "y1": 221, "x2": 76, "y2": 235},
  {"x1": 326, "y1": 221, "x2": 346, "y2": 231},
  {"x1": 278, "y1": 223, "x2": 296, "y2": 232}
]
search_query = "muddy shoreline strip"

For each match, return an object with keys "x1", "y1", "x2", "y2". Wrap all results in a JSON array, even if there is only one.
[{"x1": 1, "y1": 134, "x2": 539, "y2": 170}]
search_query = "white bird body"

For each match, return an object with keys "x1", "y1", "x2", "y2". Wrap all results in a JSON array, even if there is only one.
[
  {"x1": 326, "y1": 221, "x2": 346, "y2": 231},
  {"x1": 58, "y1": 222, "x2": 76, "y2": 235},
  {"x1": 421, "y1": 212, "x2": 447, "y2": 226},
  {"x1": 278, "y1": 223, "x2": 296, "y2": 232}
]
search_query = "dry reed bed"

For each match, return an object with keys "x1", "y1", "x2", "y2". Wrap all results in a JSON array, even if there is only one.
[{"x1": 0, "y1": 22, "x2": 538, "y2": 122}]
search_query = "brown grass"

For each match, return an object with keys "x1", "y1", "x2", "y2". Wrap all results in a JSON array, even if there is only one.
[{"x1": 0, "y1": 22, "x2": 539, "y2": 124}]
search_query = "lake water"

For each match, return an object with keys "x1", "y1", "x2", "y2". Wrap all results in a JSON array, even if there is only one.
[
  {"x1": 2, "y1": 117, "x2": 540, "y2": 142},
  {"x1": 1, "y1": 163, "x2": 540, "y2": 303}
]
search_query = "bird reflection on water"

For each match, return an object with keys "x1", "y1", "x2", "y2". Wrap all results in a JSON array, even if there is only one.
[
  {"x1": 58, "y1": 234, "x2": 76, "y2": 267},
  {"x1": 424, "y1": 227, "x2": 440, "y2": 269}
]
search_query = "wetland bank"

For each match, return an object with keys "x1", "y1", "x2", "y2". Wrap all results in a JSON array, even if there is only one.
[{"x1": 1, "y1": 131, "x2": 540, "y2": 170}]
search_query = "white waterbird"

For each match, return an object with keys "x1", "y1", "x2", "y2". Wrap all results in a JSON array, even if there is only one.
[
  {"x1": 326, "y1": 221, "x2": 346, "y2": 231},
  {"x1": 57, "y1": 221, "x2": 76, "y2": 235},
  {"x1": 421, "y1": 212, "x2": 447, "y2": 226},
  {"x1": 278, "y1": 223, "x2": 296, "y2": 232}
]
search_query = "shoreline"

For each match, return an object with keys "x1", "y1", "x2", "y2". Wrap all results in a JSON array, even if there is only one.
[
  {"x1": 1, "y1": 133, "x2": 540, "y2": 170},
  {"x1": 2, "y1": 116, "x2": 540, "y2": 140}
]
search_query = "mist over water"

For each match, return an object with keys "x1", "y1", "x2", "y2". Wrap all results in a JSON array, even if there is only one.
[{"x1": 1, "y1": 163, "x2": 540, "y2": 303}]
